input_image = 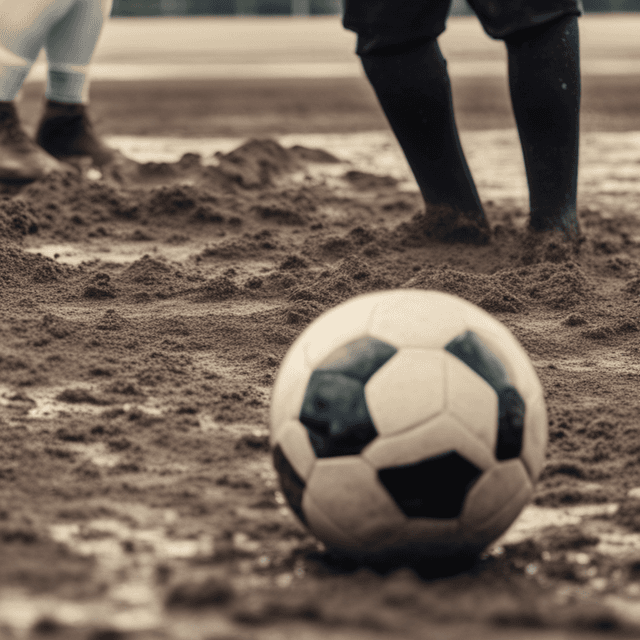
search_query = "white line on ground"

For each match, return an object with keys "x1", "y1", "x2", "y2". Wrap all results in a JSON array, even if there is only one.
[{"x1": 23, "y1": 58, "x2": 638, "y2": 82}]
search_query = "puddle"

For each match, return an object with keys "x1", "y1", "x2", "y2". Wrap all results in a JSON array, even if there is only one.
[
  {"x1": 5, "y1": 380, "x2": 639, "y2": 564},
  {"x1": 0, "y1": 383, "x2": 165, "y2": 421},
  {"x1": 6, "y1": 380, "x2": 640, "y2": 566},
  {"x1": 0, "y1": 509, "x2": 213, "y2": 635},
  {"x1": 2, "y1": 498, "x2": 638, "y2": 634},
  {"x1": 498, "y1": 503, "x2": 620, "y2": 547},
  {"x1": 26, "y1": 240, "x2": 212, "y2": 267},
  {"x1": 3, "y1": 407, "x2": 640, "y2": 636},
  {"x1": 49, "y1": 517, "x2": 215, "y2": 564}
]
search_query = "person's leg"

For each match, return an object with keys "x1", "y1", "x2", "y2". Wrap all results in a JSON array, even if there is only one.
[
  {"x1": 343, "y1": 0, "x2": 490, "y2": 243},
  {"x1": 0, "y1": 0, "x2": 77, "y2": 180},
  {"x1": 36, "y1": 0, "x2": 114, "y2": 166},
  {"x1": 360, "y1": 40, "x2": 489, "y2": 243},
  {"x1": 0, "y1": 44, "x2": 35, "y2": 103},
  {"x1": 504, "y1": 16, "x2": 581, "y2": 239}
]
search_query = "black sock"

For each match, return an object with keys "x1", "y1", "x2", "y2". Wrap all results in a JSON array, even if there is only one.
[
  {"x1": 505, "y1": 16, "x2": 580, "y2": 236},
  {"x1": 360, "y1": 39, "x2": 486, "y2": 223}
]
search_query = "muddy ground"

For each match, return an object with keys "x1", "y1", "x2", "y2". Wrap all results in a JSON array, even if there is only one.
[{"x1": 1, "y1": 73, "x2": 640, "y2": 639}]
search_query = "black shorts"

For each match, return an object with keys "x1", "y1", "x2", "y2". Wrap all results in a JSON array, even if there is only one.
[{"x1": 343, "y1": 0, "x2": 583, "y2": 55}]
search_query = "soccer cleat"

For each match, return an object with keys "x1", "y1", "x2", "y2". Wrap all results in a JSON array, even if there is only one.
[
  {"x1": 0, "y1": 101, "x2": 65, "y2": 182},
  {"x1": 35, "y1": 100, "x2": 115, "y2": 167}
]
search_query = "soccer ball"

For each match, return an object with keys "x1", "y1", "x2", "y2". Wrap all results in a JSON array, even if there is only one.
[{"x1": 269, "y1": 289, "x2": 547, "y2": 563}]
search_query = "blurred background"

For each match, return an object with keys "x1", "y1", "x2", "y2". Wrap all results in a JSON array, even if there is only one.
[
  {"x1": 111, "y1": 0, "x2": 640, "y2": 16},
  {"x1": 19, "y1": 0, "x2": 640, "y2": 139}
]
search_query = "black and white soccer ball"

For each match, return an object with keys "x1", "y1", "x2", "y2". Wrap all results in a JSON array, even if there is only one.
[{"x1": 270, "y1": 290, "x2": 547, "y2": 563}]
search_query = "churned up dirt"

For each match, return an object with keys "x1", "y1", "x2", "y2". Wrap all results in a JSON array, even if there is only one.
[{"x1": 2, "y1": 126, "x2": 640, "y2": 640}]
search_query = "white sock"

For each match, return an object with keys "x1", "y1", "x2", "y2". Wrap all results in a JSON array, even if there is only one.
[
  {"x1": 46, "y1": 62, "x2": 89, "y2": 104},
  {"x1": 0, "y1": 0, "x2": 113, "y2": 105},
  {"x1": 45, "y1": 0, "x2": 114, "y2": 104}
]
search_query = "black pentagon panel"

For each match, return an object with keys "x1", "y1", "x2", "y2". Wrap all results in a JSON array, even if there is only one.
[
  {"x1": 445, "y1": 330, "x2": 525, "y2": 461},
  {"x1": 497, "y1": 386, "x2": 525, "y2": 460},
  {"x1": 272, "y1": 444, "x2": 307, "y2": 525},
  {"x1": 317, "y1": 337, "x2": 398, "y2": 384},
  {"x1": 378, "y1": 451, "x2": 482, "y2": 519},
  {"x1": 299, "y1": 337, "x2": 397, "y2": 458},
  {"x1": 445, "y1": 330, "x2": 509, "y2": 390},
  {"x1": 300, "y1": 371, "x2": 377, "y2": 458}
]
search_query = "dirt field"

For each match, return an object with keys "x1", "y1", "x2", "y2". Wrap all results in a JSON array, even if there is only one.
[{"x1": 2, "y1": 14, "x2": 640, "y2": 640}]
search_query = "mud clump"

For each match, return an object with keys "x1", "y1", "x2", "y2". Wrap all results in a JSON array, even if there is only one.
[
  {"x1": 56, "y1": 388, "x2": 110, "y2": 405},
  {"x1": 318, "y1": 235, "x2": 353, "y2": 256},
  {"x1": 122, "y1": 255, "x2": 175, "y2": 284},
  {"x1": 251, "y1": 190, "x2": 317, "y2": 226},
  {"x1": 0, "y1": 243, "x2": 69, "y2": 286},
  {"x1": 287, "y1": 256, "x2": 390, "y2": 309},
  {"x1": 622, "y1": 277, "x2": 640, "y2": 295},
  {"x1": 289, "y1": 145, "x2": 340, "y2": 164},
  {"x1": 199, "y1": 231, "x2": 282, "y2": 260},
  {"x1": 196, "y1": 276, "x2": 239, "y2": 301},
  {"x1": 166, "y1": 577, "x2": 235, "y2": 608},
  {"x1": 146, "y1": 184, "x2": 214, "y2": 218},
  {"x1": 0, "y1": 139, "x2": 322, "y2": 243},
  {"x1": 281, "y1": 299, "x2": 323, "y2": 325},
  {"x1": 279, "y1": 254, "x2": 308, "y2": 271},
  {"x1": 403, "y1": 265, "x2": 526, "y2": 314},
  {"x1": 524, "y1": 262, "x2": 592, "y2": 309},
  {"x1": 521, "y1": 233, "x2": 582, "y2": 265},
  {"x1": 95, "y1": 309, "x2": 130, "y2": 331},
  {"x1": 215, "y1": 138, "x2": 303, "y2": 188},
  {"x1": 41, "y1": 313, "x2": 76, "y2": 339},
  {"x1": 397, "y1": 205, "x2": 491, "y2": 246},
  {"x1": 0, "y1": 199, "x2": 39, "y2": 239},
  {"x1": 343, "y1": 170, "x2": 398, "y2": 191},
  {"x1": 83, "y1": 272, "x2": 117, "y2": 299},
  {"x1": 581, "y1": 318, "x2": 638, "y2": 340},
  {"x1": 563, "y1": 312, "x2": 588, "y2": 326},
  {"x1": 253, "y1": 203, "x2": 306, "y2": 226}
]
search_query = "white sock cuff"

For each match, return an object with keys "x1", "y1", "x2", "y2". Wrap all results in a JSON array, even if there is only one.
[
  {"x1": 47, "y1": 59, "x2": 91, "y2": 104},
  {"x1": 47, "y1": 61, "x2": 90, "y2": 75}
]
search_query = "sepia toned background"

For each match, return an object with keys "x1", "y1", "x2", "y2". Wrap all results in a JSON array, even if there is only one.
[{"x1": 2, "y1": 2, "x2": 640, "y2": 640}]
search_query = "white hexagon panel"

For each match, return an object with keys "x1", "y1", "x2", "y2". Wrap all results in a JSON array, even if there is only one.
[
  {"x1": 365, "y1": 348, "x2": 446, "y2": 437},
  {"x1": 304, "y1": 456, "x2": 406, "y2": 548},
  {"x1": 444, "y1": 328, "x2": 529, "y2": 462},
  {"x1": 369, "y1": 290, "x2": 467, "y2": 349},
  {"x1": 463, "y1": 467, "x2": 534, "y2": 551},
  {"x1": 302, "y1": 491, "x2": 361, "y2": 551},
  {"x1": 274, "y1": 419, "x2": 317, "y2": 482},
  {"x1": 520, "y1": 393, "x2": 549, "y2": 482},
  {"x1": 444, "y1": 351, "x2": 498, "y2": 453},
  {"x1": 300, "y1": 292, "x2": 383, "y2": 370},
  {"x1": 363, "y1": 413, "x2": 495, "y2": 474},
  {"x1": 459, "y1": 459, "x2": 532, "y2": 533},
  {"x1": 269, "y1": 343, "x2": 311, "y2": 442}
]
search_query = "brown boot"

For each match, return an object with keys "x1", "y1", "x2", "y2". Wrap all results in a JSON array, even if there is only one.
[
  {"x1": 36, "y1": 100, "x2": 115, "y2": 167},
  {"x1": 0, "y1": 101, "x2": 65, "y2": 182}
]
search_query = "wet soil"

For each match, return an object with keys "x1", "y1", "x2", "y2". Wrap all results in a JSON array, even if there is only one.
[
  {"x1": 1, "y1": 76, "x2": 640, "y2": 640},
  {"x1": 17, "y1": 74, "x2": 640, "y2": 139}
]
